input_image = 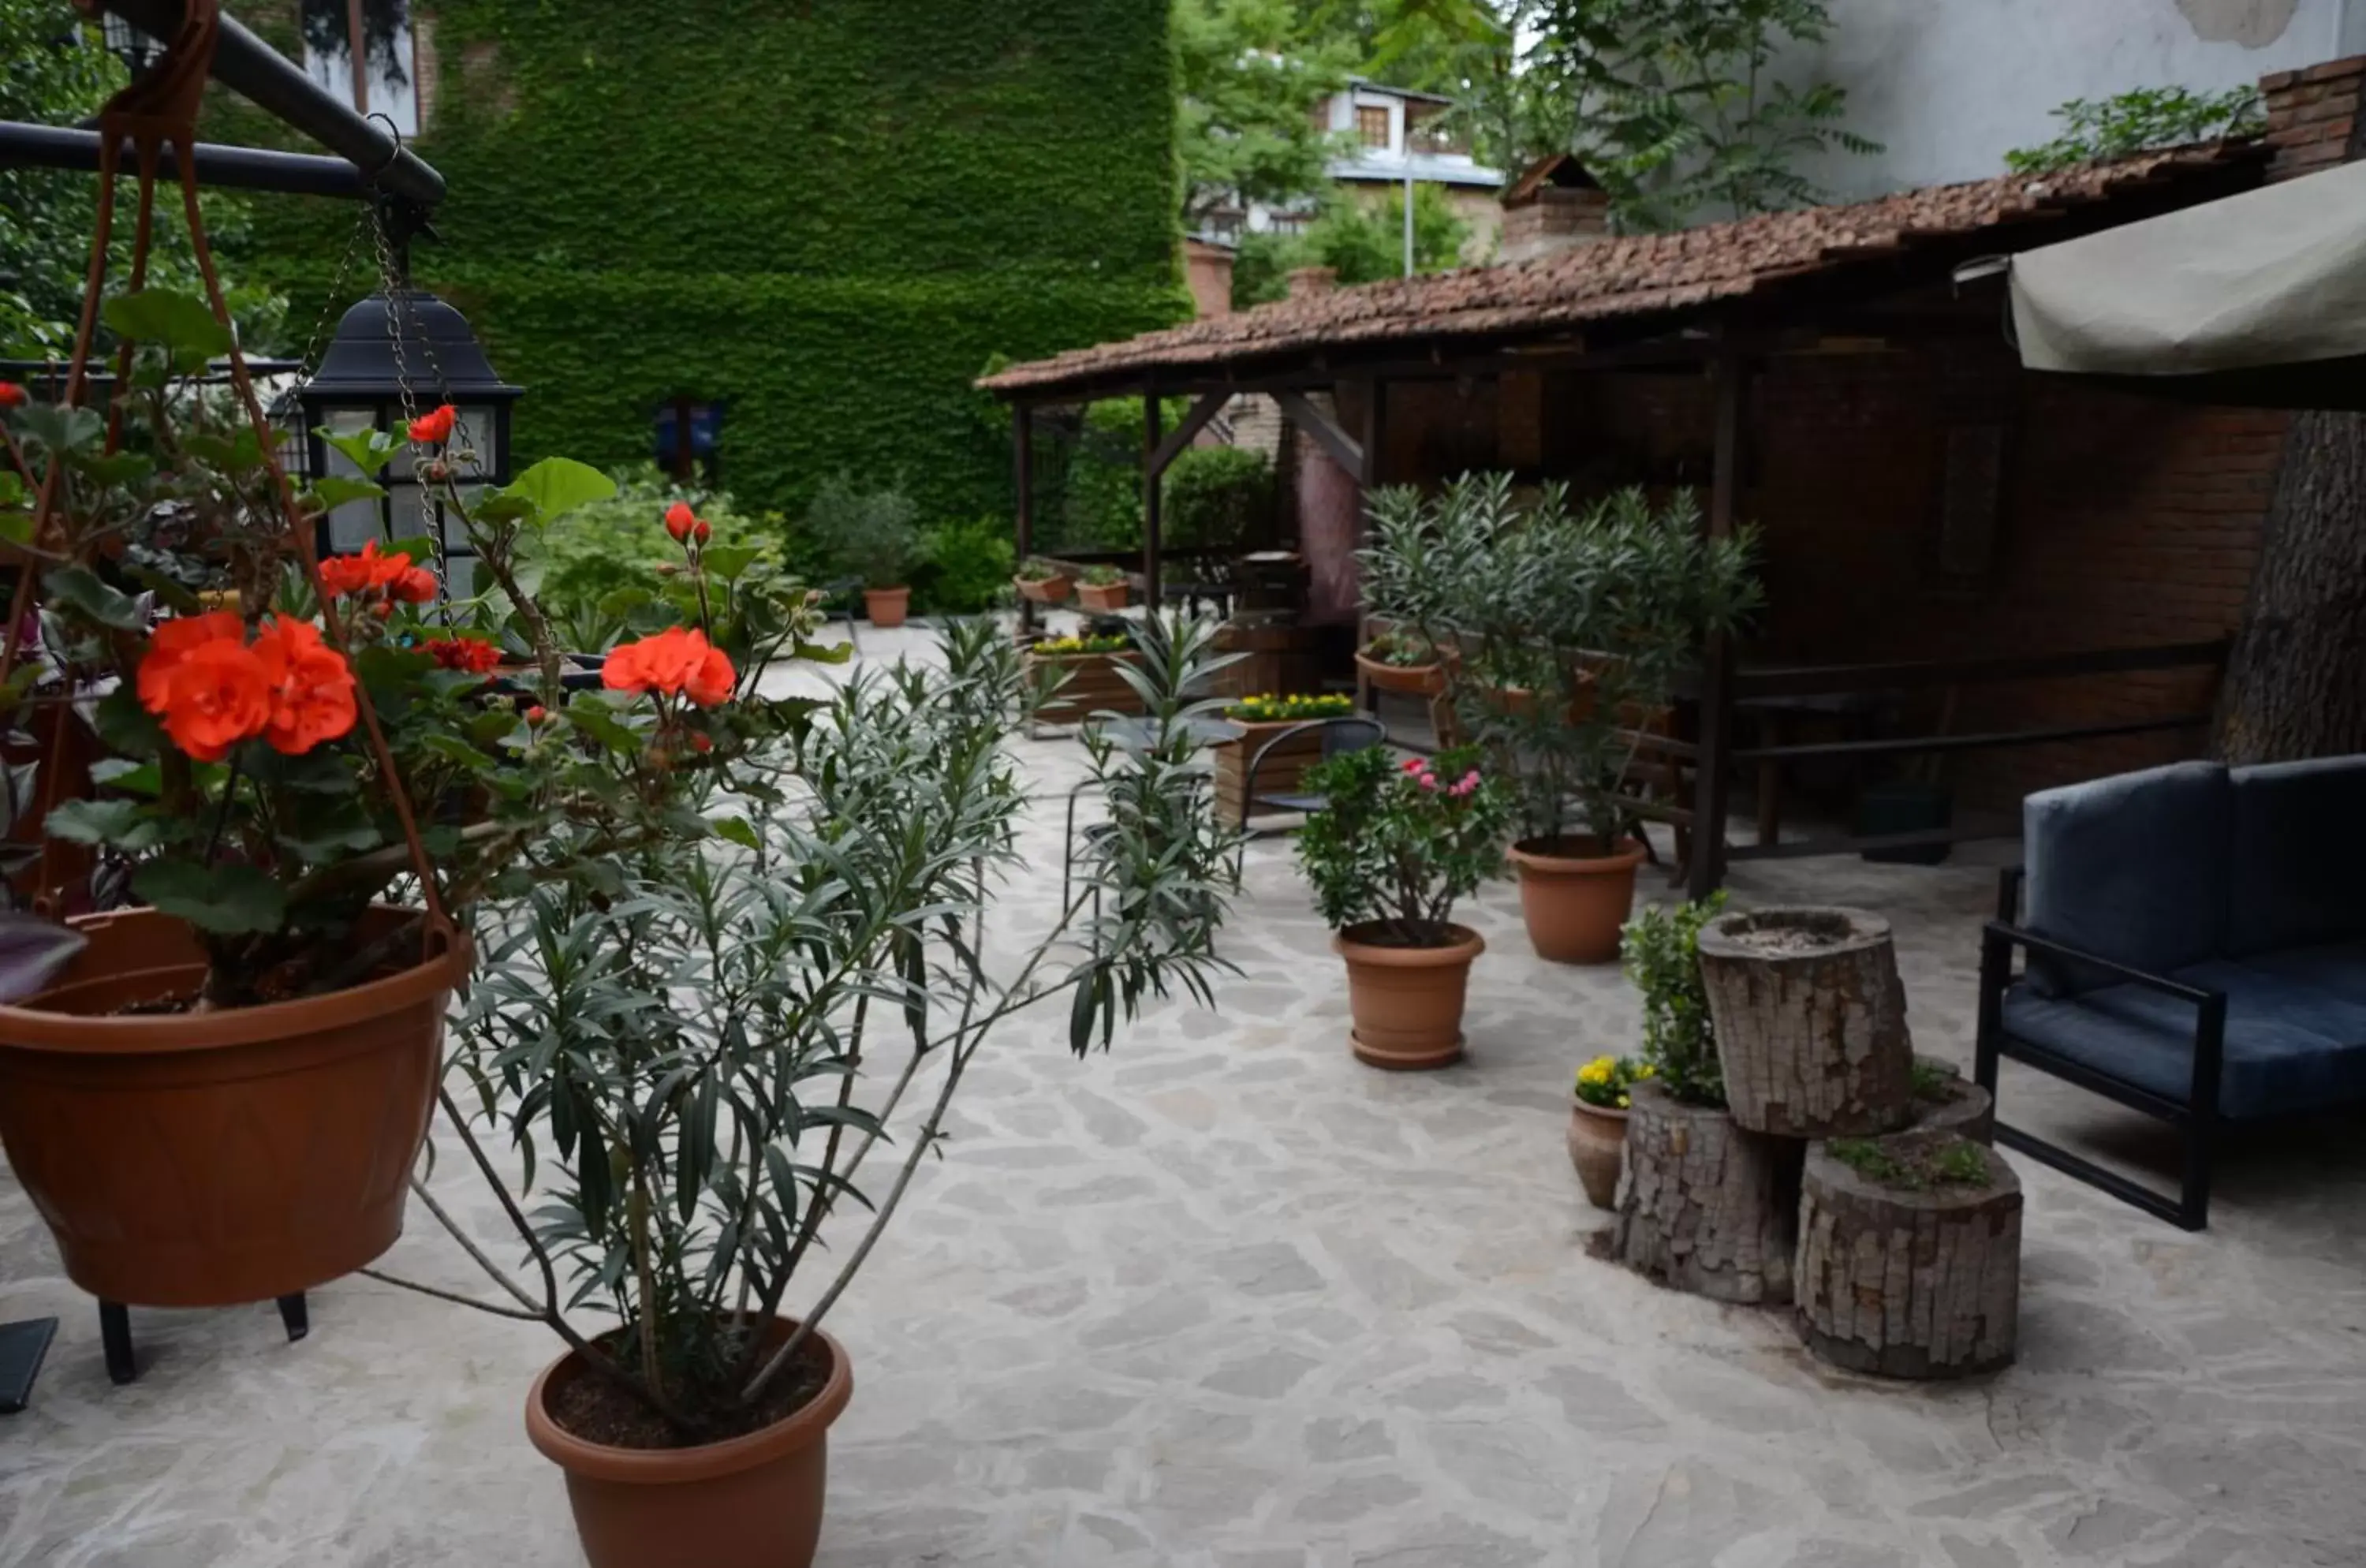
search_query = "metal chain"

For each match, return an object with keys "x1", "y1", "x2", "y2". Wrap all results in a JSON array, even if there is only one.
[
  {"x1": 363, "y1": 200, "x2": 421, "y2": 427},
  {"x1": 290, "y1": 203, "x2": 369, "y2": 382}
]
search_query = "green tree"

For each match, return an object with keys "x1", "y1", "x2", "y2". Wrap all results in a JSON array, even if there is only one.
[
  {"x1": 1234, "y1": 182, "x2": 1470, "y2": 305},
  {"x1": 2005, "y1": 85, "x2": 2264, "y2": 175},
  {"x1": 1176, "y1": 0, "x2": 1356, "y2": 231},
  {"x1": 1295, "y1": 0, "x2": 1506, "y2": 94},
  {"x1": 1521, "y1": 0, "x2": 1878, "y2": 229}
]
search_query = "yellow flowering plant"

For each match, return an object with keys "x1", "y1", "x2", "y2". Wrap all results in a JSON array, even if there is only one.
[
  {"x1": 1573, "y1": 1053, "x2": 1653, "y2": 1110},
  {"x1": 1028, "y1": 632, "x2": 1131, "y2": 656},
  {"x1": 1225, "y1": 692, "x2": 1355, "y2": 723}
]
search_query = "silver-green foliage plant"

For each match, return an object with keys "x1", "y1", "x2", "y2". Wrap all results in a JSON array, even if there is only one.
[
  {"x1": 438, "y1": 615, "x2": 1234, "y2": 1443},
  {"x1": 1622, "y1": 890, "x2": 1727, "y2": 1107},
  {"x1": 1362, "y1": 472, "x2": 1763, "y2": 848},
  {"x1": 809, "y1": 473, "x2": 920, "y2": 588},
  {"x1": 2005, "y1": 85, "x2": 2264, "y2": 175}
]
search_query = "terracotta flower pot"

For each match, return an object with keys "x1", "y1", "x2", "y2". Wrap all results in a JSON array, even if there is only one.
[
  {"x1": 1355, "y1": 648, "x2": 1446, "y2": 696},
  {"x1": 861, "y1": 586, "x2": 910, "y2": 629},
  {"x1": 0, "y1": 905, "x2": 468, "y2": 1306},
  {"x1": 1507, "y1": 835, "x2": 1647, "y2": 965},
  {"x1": 1015, "y1": 573, "x2": 1072, "y2": 604},
  {"x1": 1566, "y1": 1098, "x2": 1629, "y2": 1211},
  {"x1": 527, "y1": 1320, "x2": 854, "y2": 1568},
  {"x1": 1334, "y1": 921, "x2": 1484, "y2": 1070},
  {"x1": 1483, "y1": 671, "x2": 1598, "y2": 724},
  {"x1": 1077, "y1": 581, "x2": 1129, "y2": 612}
]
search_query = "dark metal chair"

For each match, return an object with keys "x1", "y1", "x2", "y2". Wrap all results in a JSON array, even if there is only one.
[
  {"x1": 1239, "y1": 716, "x2": 1386, "y2": 835},
  {"x1": 821, "y1": 576, "x2": 864, "y2": 655}
]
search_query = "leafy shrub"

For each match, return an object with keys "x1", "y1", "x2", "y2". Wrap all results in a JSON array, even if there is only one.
[
  {"x1": 2006, "y1": 85, "x2": 2264, "y2": 174},
  {"x1": 520, "y1": 464, "x2": 780, "y2": 649},
  {"x1": 1080, "y1": 564, "x2": 1125, "y2": 587},
  {"x1": 809, "y1": 475, "x2": 920, "y2": 588},
  {"x1": 916, "y1": 515, "x2": 1015, "y2": 614},
  {"x1": 1163, "y1": 443, "x2": 1272, "y2": 551},
  {"x1": 1232, "y1": 185, "x2": 1470, "y2": 308},
  {"x1": 1296, "y1": 745, "x2": 1513, "y2": 944},
  {"x1": 1621, "y1": 892, "x2": 1728, "y2": 1108}
]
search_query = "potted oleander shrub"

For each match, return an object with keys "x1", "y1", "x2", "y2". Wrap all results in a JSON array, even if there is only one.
[
  {"x1": 1567, "y1": 1054, "x2": 1651, "y2": 1210},
  {"x1": 1297, "y1": 745, "x2": 1513, "y2": 1070},
  {"x1": 1076, "y1": 562, "x2": 1130, "y2": 612},
  {"x1": 1013, "y1": 555, "x2": 1073, "y2": 604},
  {"x1": 1366, "y1": 476, "x2": 1761, "y2": 965},
  {"x1": 812, "y1": 475, "x2": 920, "y2": 629},
  {"x1": 427, "y1": 616, "x2": 1233, "y2": 1568}
]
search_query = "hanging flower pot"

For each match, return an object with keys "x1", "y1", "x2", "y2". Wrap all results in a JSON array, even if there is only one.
[
  {"x1": 1076, "y1": 569, "x2": 1130, "y2": 613},
  {"x1": 1014, "y1": 561, "x2": 1073, "y2": 603},
  {"x1": 1507, "y1": 835, "x2": 1647, "y2": 964},
  {"x1": 526, "y1": 1319, "x2": 854, "y2": 1568},
  {"x1": 0, "y1": 905, "x2": 468, "y2": 1305}
]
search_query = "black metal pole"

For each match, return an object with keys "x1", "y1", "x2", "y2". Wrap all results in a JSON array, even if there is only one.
[
  {"x1": 98, "y1": 0, "x2": 446, "y2": 214},
  {"x1": 1143, "y1": 391, "x2": 1163, "y2": 611},
  {"x1": 0, "y1": 119, "x2": 374, "y2": 199},
  {"x1": 1013, "y1": 403, "x2": 1037, "y2": 638},
  {"x1": 1686, "y1": 348, "x2": 1746, "y2": 902}
]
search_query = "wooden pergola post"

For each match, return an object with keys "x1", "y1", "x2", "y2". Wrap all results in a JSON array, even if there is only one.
[
  {"x1": 1143, "y1": 390, "x2": 1164, "y2": 610},
  {"x1": 1013, "y1": 402, "x2": 1036, "y2": 637},
  {"x1": 1687, "y1": 349, "x2": 1747, "y2": 902}
]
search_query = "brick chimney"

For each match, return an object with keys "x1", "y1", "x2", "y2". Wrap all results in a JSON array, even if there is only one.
[
  {"x1": 1496, "y1": 154, "x2": 1610, "y2": 264},
  {"x1": 1286, "y1": 266, "x2": 1338, "y2": 300},
  {"x1": 2260, "y1": 57, "x2": 2366, "y2": 181},
  {"x1": 1183, "y1": 238, "x2": 1236, "y2": 319}
]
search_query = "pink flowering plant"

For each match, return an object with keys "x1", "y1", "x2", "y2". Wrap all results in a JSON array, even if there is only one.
[{"x1": 1294, "y1": 745, "x2": 1514, "y2": 947}]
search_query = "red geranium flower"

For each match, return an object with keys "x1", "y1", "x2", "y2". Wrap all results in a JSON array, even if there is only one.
[
  {"x1": 422, "y1": 634, "x2": 503, "y2": 674},
  {"x1": 603, "y1": 625, "x2": 736, "y2": 709},
  {"x1": 664, "y1": 501, "x2": 696, "y2": 543},
  {"x1": 390, "y1": 566, "x2": 438, "y2": 604},
  {"x1": 147, "y1": 638, "x2": 274, "y2": 763},
  {"x1": 0, "y1": 383, "x2": 24, "y2": 409},
  {"x1": 251, "y1": 616, "x2": 357, "y2": 756},
  {"x1": 137, "y1": 610, "x2": 244, "y2": 715},
  {"x1": 319, "y1": 539, "x2": 438, "y2": 605},
  {"x1": 407, "y1": 404, "x2": 457, "y2": 445}
]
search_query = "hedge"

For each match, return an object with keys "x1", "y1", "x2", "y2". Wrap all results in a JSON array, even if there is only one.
[{"x1": 216, "y1": 0, "x2": 1187, "y2": 528}]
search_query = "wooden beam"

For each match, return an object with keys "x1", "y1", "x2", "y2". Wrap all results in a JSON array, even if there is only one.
[
  {"x1": 1146, "y1": 390, "x2": 1229, "y2": 479},
  {"x1": 1013, "y1": 404, "x2": 1036, "y2": 637},
  {"x1": 1275, "y1": 390, "x2": 1364, "y2": 482},
  {"x1": 1143, "y1": 393, "x2": 1164, "y2": 608},
  {"x1": 1686, "y1": 348, "x2": 1747, "y2": 902}
]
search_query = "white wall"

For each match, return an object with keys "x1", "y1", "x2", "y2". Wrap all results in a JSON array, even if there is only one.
[{"x1": 1775, "y1": 0, "x2": 2354, "y2": 200}]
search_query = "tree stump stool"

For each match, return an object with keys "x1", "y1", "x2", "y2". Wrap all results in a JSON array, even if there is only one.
[
  {"x1": 1909, "y1": 1055, "x2": 1993, "y2": 1144},
  {"x1": 1696, "y1": 907, "x2": 1915, "y2": 1138},
  {"x1": 1795, "y1": 1133, "x2": 2021, "y2": 1379},
  {"x1": 1612, "y1": 1079, "x2": 1803, "y2": 1305}
]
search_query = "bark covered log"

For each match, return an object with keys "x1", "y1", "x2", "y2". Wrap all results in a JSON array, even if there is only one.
[
  {"x1": 2216, "y1": 406, "x2": 2366, "y2": 765},
  {"x1": 1795, "y1": 1135, "x2": 2021, "y2": 1379},
  {"x1": 1696, "y1": 907, "x2": 1915, "y2": 1138},
  {"x1": 1909, "y1": 1055, "x2": 1993, "y2": 1144},
  {"x1": 1611, "y1": 1079, "x2": 1802, "y2": 1305}
]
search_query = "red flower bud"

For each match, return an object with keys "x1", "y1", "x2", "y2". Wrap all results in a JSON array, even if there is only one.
[
  {"x1": 665, "y1": 501, "x2": 695, "y2": 542},
  {"x1": 0, "y1": 383, "x2": 24, "y2": 409},
  {"x1": 689, "y1": 732, "x2": 713, "y2": 753},
  {"x1": 370, "y1": 600, "x2": 394, "y2": 621},
  {"x1": 525, "y1": 704, "x2": 548, "y2": 724},
  {"x1": 390, "y1": 566, "x2": 438, "y2": 604},
  {"x1": 420, "y1": 459, "x2": 452, "y2": 484},
  {"x1": 407, "y1": 404, "x2": 457, "y2": 445},
  {"x1": 692, "y1": 520, "x2": 712, "y2": 544}
]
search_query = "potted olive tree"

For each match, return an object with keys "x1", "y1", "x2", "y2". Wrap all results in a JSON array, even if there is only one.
[
  {"x1": 1296, "y1": 745, "x2": 1513, "y2": 1070},
  {"x1": 405, "y1": 615, "x2": 1236, "y2": 1568},
  {"x1": 812, "y1": 476, "x2": 920, "y2": 628},
  {"x1": 1365, "y1": 476, "x2": 1761, "y2": 965}
]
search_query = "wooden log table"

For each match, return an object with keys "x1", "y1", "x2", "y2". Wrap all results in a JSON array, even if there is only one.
[
  {"x1": 1612, "y1": 1079, "x2": 1804, "y2": 1306},
  {"x1": 1696, "y1": 906, "x2": 1916, "y2": 1138}
]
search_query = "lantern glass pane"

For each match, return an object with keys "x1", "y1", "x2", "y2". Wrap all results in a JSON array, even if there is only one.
[
  {"x1": 320, "y1": 407, "x2": 386, "y2": 551},
  {"x1": 447, "y1": 405, "x2": 502, "y2": 481}
]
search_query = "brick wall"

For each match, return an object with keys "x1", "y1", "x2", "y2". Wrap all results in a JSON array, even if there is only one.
[{"x1": 2260, "y1": 57, "x2": 2366, "y2": 180}]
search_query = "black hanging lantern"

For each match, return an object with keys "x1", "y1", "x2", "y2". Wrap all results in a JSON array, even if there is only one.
[{"x1": 294, "y1": 287, "x2": 522, "y2": 562}]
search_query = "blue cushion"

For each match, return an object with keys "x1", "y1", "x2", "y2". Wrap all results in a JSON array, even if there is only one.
[
  {"x1": 2024, "y1": 761, "x2": 2231, "y2": 996},
  {"x1": 1999, "y1": 965, "x2": 2366, "y2": 1120},
  {"x1": 2226, "y1": 756, "x2": 2366, "y2": 956},
  {"x1": 2241, "y1": 937, "x2": 2366, "y2": 994}
]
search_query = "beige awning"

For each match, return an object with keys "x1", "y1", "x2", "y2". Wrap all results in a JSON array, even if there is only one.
[{"x1": 2010, "y1": 159, "x2": 2366, "y2": 388}]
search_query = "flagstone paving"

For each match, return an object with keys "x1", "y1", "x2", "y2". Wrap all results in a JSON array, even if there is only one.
[{"x1": 4, "y1": 623, "x2": 2364, "y2": 1567}]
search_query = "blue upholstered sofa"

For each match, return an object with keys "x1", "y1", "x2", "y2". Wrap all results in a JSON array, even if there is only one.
[{"x1": 1976, "y1": 756, "x2": 2366, "y2": 1229}]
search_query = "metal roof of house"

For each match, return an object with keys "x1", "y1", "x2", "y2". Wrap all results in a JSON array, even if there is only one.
[{"x1": 980, "y1": 142, "x2": 2264, "y2": 399}]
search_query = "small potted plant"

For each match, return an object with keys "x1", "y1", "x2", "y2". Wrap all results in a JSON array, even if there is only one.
[
  {"x1": 1214, "y1": 691, "x2": 1353, "y2": 827},
  {"x1": 1296, "y1": 745, "x2": 1513, "y2": 1070},
  {"x1": 1013, "y1": 556, "x2": 1073, "y2": 604},
  {"x1": 1076, "y1": 562, "x2": 1130, "y2": 612},
  {"x1": 1568, "y1": 1054, "x2": 1652, "y2": 1210},
  {"x1": 811, "y1": 475, "x2": 920, "y2": 629}
]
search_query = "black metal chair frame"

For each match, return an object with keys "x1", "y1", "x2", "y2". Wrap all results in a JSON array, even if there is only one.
[
  {"x1": 821, "y1": 576, "x2": 864, "y2": 655},
  {"x1": 1975, "y1": 866, "x2": 2226, "y2": 1231},
  {"x1": 1236, "y1": 715, "x2": 1388, "y2": 840}
]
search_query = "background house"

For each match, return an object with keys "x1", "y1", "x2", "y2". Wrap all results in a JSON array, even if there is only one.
[{"x1": 1319, "y1": 79, "x2": 1506, "y2": 262}]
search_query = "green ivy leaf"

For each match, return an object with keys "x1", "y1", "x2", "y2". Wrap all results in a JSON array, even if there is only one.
[
  {"x1": 132, "y1": 860, "x2": 287, "y2": 935},
  {"x1": 500, "y1": 457, "x2": 615, "y2": 524},
  {"x1": 43, "y1": 566, "x2": 145, "y2": 632},
  {"x1": 101, "y1": 289, "x2": 233, "y2": 360}
]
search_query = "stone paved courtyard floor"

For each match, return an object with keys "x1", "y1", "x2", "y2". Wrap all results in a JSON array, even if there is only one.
[{"x1": 5, "y1": 625, "x2": 2366, "y2": 1566}]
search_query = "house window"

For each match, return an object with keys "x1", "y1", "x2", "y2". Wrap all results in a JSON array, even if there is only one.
[
  {"x1": 301, "y1": 0, "x2": 420, "y2": 136},
  {"x1": 1355, "y1": 105, "x2": 1391, "y2": 151}
]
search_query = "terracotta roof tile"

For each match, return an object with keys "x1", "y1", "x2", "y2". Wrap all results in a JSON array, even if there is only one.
[{"x1": 981, "y1": 144, "x2": 2261, "y2": 396}]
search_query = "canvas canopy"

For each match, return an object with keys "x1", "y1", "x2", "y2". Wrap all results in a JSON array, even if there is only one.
[{"x1": 2008, "y1": 159, "x2": 2366, "y2": 406}]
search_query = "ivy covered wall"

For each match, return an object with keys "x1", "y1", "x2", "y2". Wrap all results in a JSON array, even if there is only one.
[{"x1": 222, "y1": 1, "x2": 1185, "y2": 526}]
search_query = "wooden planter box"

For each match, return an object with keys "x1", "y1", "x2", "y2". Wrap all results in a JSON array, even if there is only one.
[
  {"x1": 1213, "y1": 719, "x2": 1325, "y2": 827},
  {"x1": 1024, "y1": 648, "x2": 1144, "y2": 726},
  {"x1": 1077, "y1": 581, "x2": 1129, "y2": 612}
]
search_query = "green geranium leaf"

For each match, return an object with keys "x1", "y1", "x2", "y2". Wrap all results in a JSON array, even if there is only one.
[
  {"x1": 305, "y1": 476, "x2": 385, "y2": 510},
  {"x1": 102, "y1": 289, "x2": 233, "y2": 360},
  {"x1": 132, "y1": 860, "x2": 287, "y2": 935},
  {"x1": 69, "y1": 450, "x2": 154, "y2": 487},
  {"x1": 563, "y1": 696, "x2": 641, "y2": 753},
  {"x1": 0, "y1": 510, "x2": 35, "y2": 547},
  {"x1": 501, "y1": 458, "x2": 614, "y2": 524},
  {"x1": 253, "y1": 749, "x2": 355, "y2": 795},
  {"x1": 423, "y1": 733, "x2": 497, "y2": 771},
  {"x1": 470, "y1": 493, "x2": 534, "y2": 527},
  {"x1": 321, "y1": 426, "x2": 403, "y2": 476},
  {"x1": 91, "y1": 685, "x2": 164, "y2": 756},
  {"x1": 15, "y1": 403, "x2": 103, "y2": 457},
  {"x1": 701, "y1": 543, "x2": 759, "y2": 583},
  {"x1": 43, "y1": 566, "x2": 145, "y2": 632},
  {"x1": 44, "y1": 797, "x2": 172, "y2": 851},
  {"x1": 123, "y1": 565, "x2": 202, "y2": 614},
  {"x1": 88, "y1": 758, "x2": 161, "y2": 795}
]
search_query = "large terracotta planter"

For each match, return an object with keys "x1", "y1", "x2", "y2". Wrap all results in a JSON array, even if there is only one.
[
  {"x1": 527, "y1": 1320, "x2": 854, "y2": 1568},
  {"x1": 0, "y1": 905, "x2": 468, "y2": 1306},
  {"x1": 1566, "y1": 1099, "x2": 1629, "y2": 1211},
  {"x1": 1077, "y1": 580, "x2": 1129, "y2": 613},
  {"x1": 1508, "y1": 835, "x2": 1647, "y2": 965},
  {"x1": 1014, "y1": 573, "x2": 1072, "y2": 604},
  {"x1": 1334, "y1": 922, "x2": 1483, "y2": 1070},
  {"x1": 862, "y1": 586, "x2": 910, "y2": 629},
  {"x1": 1355, "y1": 647, "x2": 1446, "y2": 697}
]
